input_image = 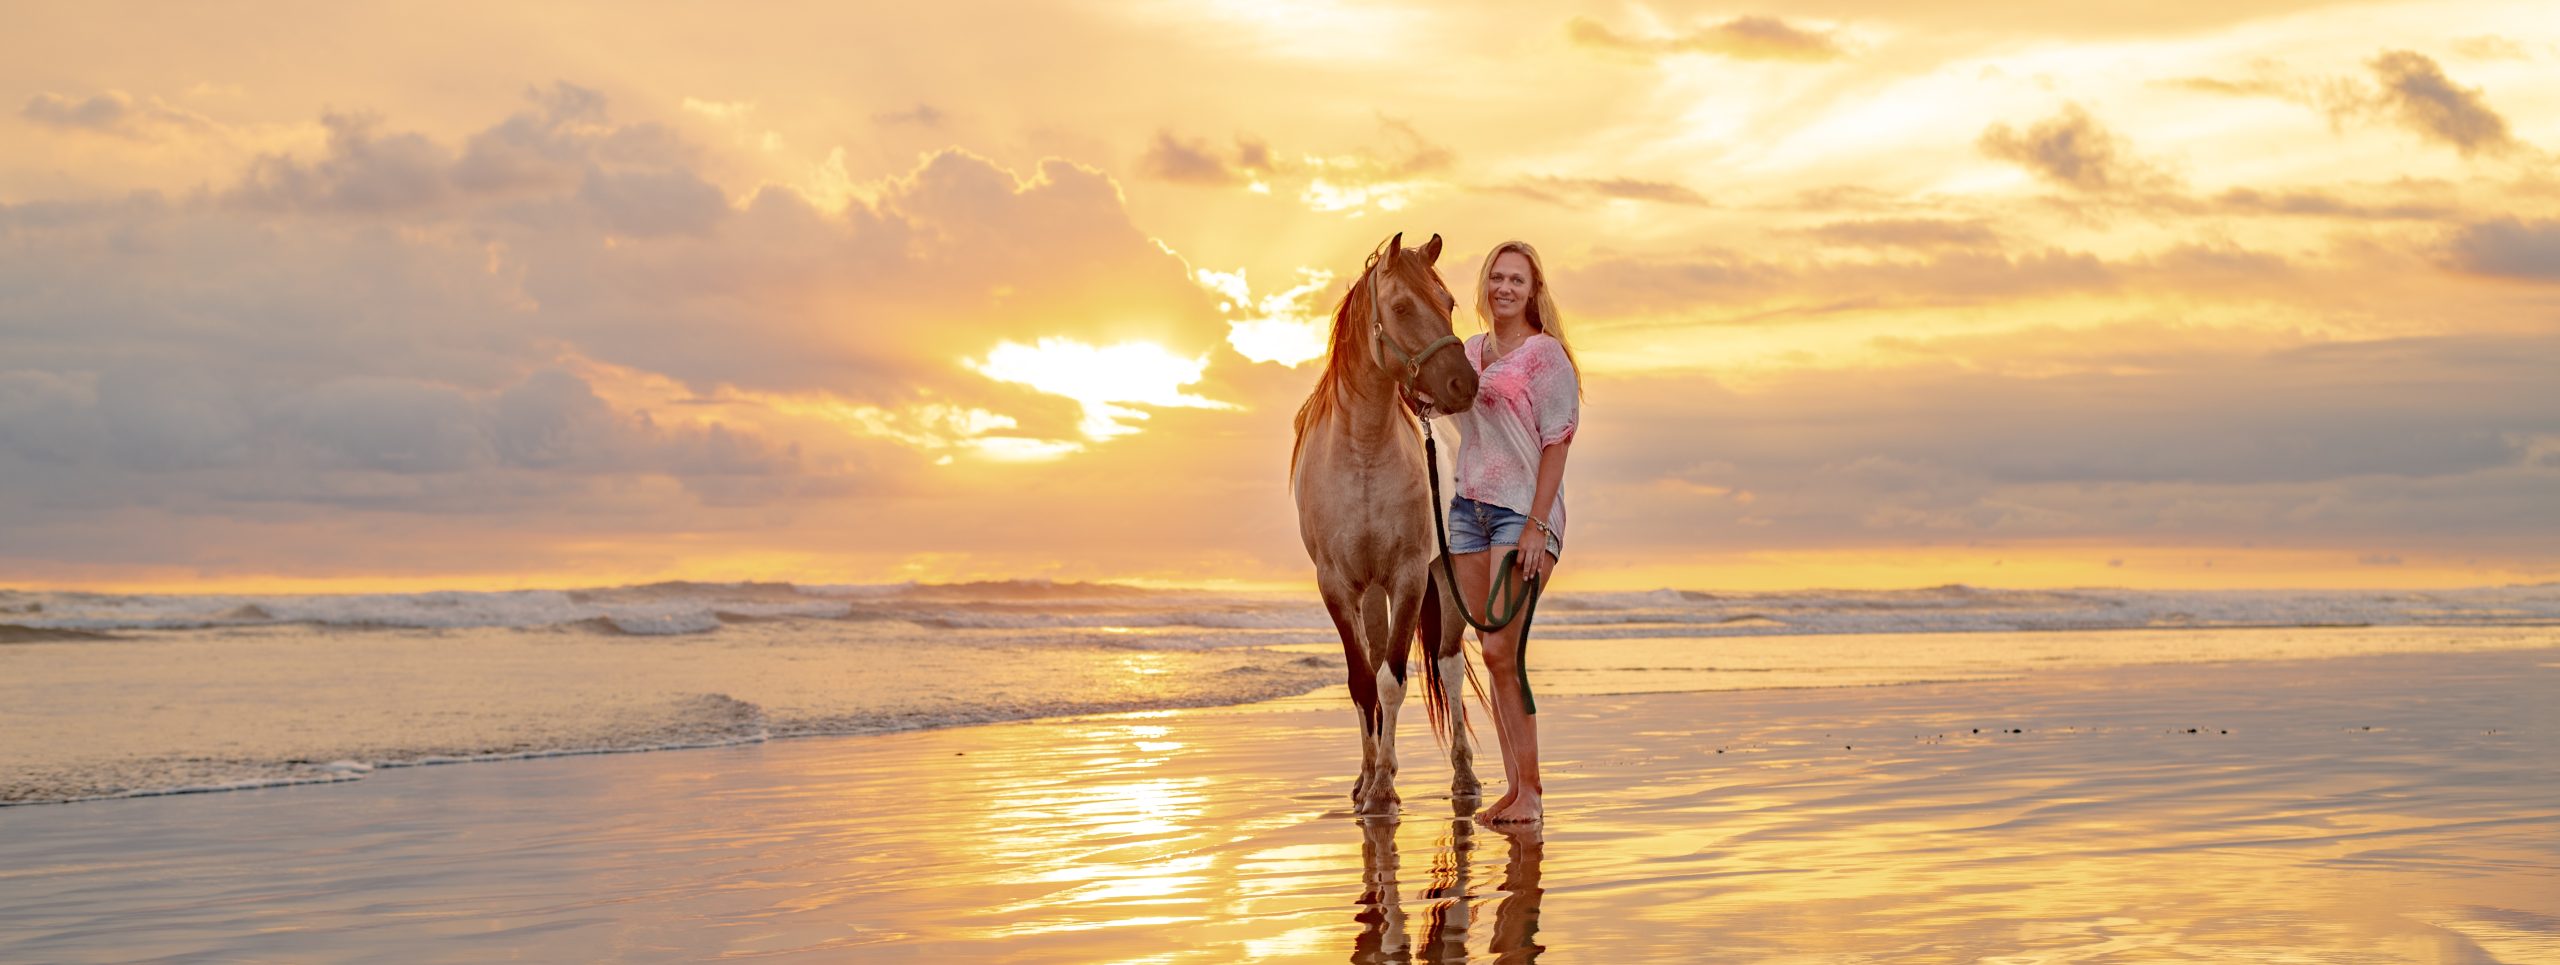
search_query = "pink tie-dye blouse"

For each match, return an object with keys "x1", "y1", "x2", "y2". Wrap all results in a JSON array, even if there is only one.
[{"x1": 1453, "y1": 332, "x2": 1580, "y2": 544}]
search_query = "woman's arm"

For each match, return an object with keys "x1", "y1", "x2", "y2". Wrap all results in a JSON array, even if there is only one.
[{"x1": 1518, "y1": 437, "x2": 1571, "y2": 582}]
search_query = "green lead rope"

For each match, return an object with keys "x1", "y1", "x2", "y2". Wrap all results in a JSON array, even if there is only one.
[{"x1": 1421, "y1": 420, "x2": 1545, "y2": 715}]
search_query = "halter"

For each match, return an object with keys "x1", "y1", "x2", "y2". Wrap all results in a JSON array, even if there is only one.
[{"x1": 1365, "y1": 255, "x2": 1465, "y2": 412}]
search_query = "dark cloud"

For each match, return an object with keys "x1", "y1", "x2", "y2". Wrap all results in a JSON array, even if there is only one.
[
  {"x1": 2172, "y1": 53, "x2": 2526, "y2": 157},
  {"x1": 1370, "y1": 116, "x2": 1454, "y2": 178},
  {"x1": 1799, "y1": 218, "x2": 1999, "y2": 250},
  {"x1": 290, "y1": 378, "x2": 494, "y2": 473},
  {"x1": 577, "y1": 165, "x2": 729, "y2": 237},
  {"x1": 2209, "y1": 186, "x2": 2453, "y2": 220},
  {"x1": 452, "y1": 83, "x2": 695, "y2": 195},
  {"x1": 1977, "y1": 104, "x2": 2175, "y2": 193},
  {"x1": 1497, "y1": 175, "x2": 1710, "y2": 208},
  {"x1": 20, "y1": 89, "x2": 223, "y2": 141},
  {"x1": 1130, "y1": 118, "x2": 1453, "y2": 202},
  {"x1": 1565, "y1": 245, "x2": 2118, "y2": 316},
  {"x1": 1568, "y1": 15, "x2": 1845, "y2": 62},
  {"x1": 2447, "y1": 218, "x2": 2560, "y2": 280},
  {"x1": 1563, "y1": 236, "x2": 2313, "y2": 320},
  {"x1": 1573, "y1": 334, "x2": 2560, "y2": 549},
  {"x1": 237, "y1": 85, "x2": 707, "y2": 220},
  {"x1": 493, "y1": 369, "x2": 628, "y2": 470},
  {"x1": 872, "y1": 103, "x2": 946, "y2": 127},
  {"x1": 1136, "y1": 132, "x2": 1245, "y2": 186},
  {"x1": 233, "y1": 112, "x2": 455, "y2": 213},
  {"x1": 0, "y1": 371, "x2": 103, "y2": 465},
  {"x1": 2366, "y1": 50, "x2": 2518, "y2": 157}
]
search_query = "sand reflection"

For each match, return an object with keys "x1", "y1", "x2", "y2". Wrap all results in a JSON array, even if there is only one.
[{"x1": 1348, "y1": 808, "x2": 1546, "y2": 964}]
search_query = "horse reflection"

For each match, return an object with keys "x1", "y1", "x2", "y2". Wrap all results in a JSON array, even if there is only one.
[{"x1": 1348, "y1": 810, "x2": 1546, "y2": 963}]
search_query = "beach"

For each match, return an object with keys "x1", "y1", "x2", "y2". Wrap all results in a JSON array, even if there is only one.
[{"x1": 4, "y1": 637, "x2": 2554, "y2": 962}]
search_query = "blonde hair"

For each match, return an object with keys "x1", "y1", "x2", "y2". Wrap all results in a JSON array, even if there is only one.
[{"x1": 1475, "y1": 240, "x2": 1582, "y2": 391}]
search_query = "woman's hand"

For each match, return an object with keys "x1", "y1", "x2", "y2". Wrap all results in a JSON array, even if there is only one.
[{"x1": 1515, "y1": 525, "x2": 1551, "y2": 584}]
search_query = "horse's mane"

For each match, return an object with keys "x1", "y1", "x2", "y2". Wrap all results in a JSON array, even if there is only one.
[{"x1": 1290, "y1": 239, "x2": 1431, "y2": 473}]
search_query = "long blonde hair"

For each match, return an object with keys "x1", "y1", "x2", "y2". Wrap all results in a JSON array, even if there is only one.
[{"x1": 1475, "y1": 240, "x2": 1582, "y2": 392}]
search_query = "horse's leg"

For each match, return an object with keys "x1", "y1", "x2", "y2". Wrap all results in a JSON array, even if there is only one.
[
  {"x1": 1359, "y1": 567, "x2": 1425, "y2": 816},
  {"x1": 1353, "y1": 813, "x2": 1408, "y2": 960},
  {"x1": 1451, "y1": 549, "x2": 1521, "y2": 814},
  {"x1": 1424, "y1": 557, "x2": 1480, "y2": 804},
  {"x1": 1318, "y1": 573, "x2": 1382, "y2": 808}
]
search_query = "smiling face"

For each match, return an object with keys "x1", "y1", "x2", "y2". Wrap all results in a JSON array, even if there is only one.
[{"x1": 1485, "y1": 249, "x2": 1534, "y2": 328}]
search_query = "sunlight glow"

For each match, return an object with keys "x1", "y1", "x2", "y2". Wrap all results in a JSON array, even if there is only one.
[
  {"x1": 969, "y1": 338, "x2": 1235, "y2": 439},
  {"x1": 1200, "y1": 267, "x2": 1336, "y2": 367},
  {"x1": 1301, "y1": 178, "x2": 1412, "y2": 213},
  {"x1": 755, "y1": 394, "x2": 1082, "y2": 462}
]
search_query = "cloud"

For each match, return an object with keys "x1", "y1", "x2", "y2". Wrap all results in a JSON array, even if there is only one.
[
  {"x1": 1497, "y1": 175, "x2": 1710, "y2": 208},
  {"x1": 576, "y1": 165, "x2": 729, "y2": 237},
  {"x1": 1565, "y1": 245, "x2": 2121, "y2": 316},
  {"x1": 2447, "y1": 218, "x2": 2560, "y2": 280},
  {"x1": 1574, "y1": 334, "x2": 2560, "y2": 550},
  {"x1": 233, "y1": 112, "x2": 458, "y2": 213},
  {"x1": 1977, "y1": 104, "x2": 2175, "y2": 193},
  {"x1": 1559, "y1": 235, "x2": 2321, "y2": 322},
  {"x1": 873, "y1": 103, "x2": 946, "y2": 127},
  {"x1": 1133, "y1": 117, "x2": 1455, "y2": 214},
  {"x1": 20, "y1": 89, "x2": 226, "y2": 141},
  {"x1": 453, "y1": 82, "x2": 697, "y2": 195},
  {"x1": 1568, "y1": 15, "x2": 1845, "y2": 62},
  {"x1": 2448, "y1": 35, "x2": 2531, "y2": 61},
  {"x1": 2365, "y1": 50, "x2": 2518, "y2": 157},
  {"x1": 2208, "y1": 186, "x2": 2453, "y2": 220},
  {"x1": 290, "y1": 377, "x2": 497, "y2": 473},
  {"x1": 1136, "y1": 132, "x2": 1246, "y2": 186},
  {"x1": 0, "y1": 85, "x2": 1227, "y2": 550},
  {"x1": 2169, "y1": 53, "x2": 2524, "y2": 157},
  {"x1": 1799, "y1": 218, "x2": 1999, "y2": 251}
]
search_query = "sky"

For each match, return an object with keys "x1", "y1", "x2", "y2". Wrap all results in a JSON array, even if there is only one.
[{"x1": 2, "y1": 0, "x2": 2555, "y2": 592}]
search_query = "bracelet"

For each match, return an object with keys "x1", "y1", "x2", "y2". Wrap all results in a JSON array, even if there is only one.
[{"x1": 1527, "y1": 515, "x2": 1554, "y2": 538}]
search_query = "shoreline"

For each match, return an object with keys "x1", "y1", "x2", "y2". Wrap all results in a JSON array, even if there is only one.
[
  {"x1": 3, "y1": 645, "x2": 2552, "y2": 961},
  {"x1": 9, "y1": 622, "x2": 2558, "y2": 807}
]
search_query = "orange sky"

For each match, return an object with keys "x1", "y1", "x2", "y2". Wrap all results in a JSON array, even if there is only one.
[{"x1": 2, "y1": 0, "x2": 2556, "y2": 592}]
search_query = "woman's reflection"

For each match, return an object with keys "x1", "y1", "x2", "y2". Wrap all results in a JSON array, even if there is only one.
[
  {"x1": 1484, "y1": 822, "x2": 1545, "y2": 963},
  {"x1": 1348, "y1": 808, "x2": 1546, "y2": 964}
]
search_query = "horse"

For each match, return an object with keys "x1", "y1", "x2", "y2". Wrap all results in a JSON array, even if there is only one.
[{"x1": 1290, "y1": 232, "x2": 1483, "y2": 816}]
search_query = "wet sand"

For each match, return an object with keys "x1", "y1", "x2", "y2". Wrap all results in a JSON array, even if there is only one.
[{"x1": 3, "y1": 644, "x2": 2555, "y2": 962}]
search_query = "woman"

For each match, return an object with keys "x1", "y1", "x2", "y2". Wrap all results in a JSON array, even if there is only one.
[{"x1": 1449, "y1": 240, "x2": 1581, "y2": 825}]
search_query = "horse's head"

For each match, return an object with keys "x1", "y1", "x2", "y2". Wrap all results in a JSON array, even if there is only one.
[{"x1": 1364, "y1": 232, "x2": 1479, "y2": 415}]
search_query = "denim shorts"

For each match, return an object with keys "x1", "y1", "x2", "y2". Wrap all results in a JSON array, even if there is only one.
[{"x1": 1448, "y1": 496, "x2": 1561, "y2": 559}]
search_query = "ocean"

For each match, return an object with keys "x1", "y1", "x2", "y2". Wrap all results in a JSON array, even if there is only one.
[{"x1": 5, "y1": 581, "x2": 2556, "y2": 805}]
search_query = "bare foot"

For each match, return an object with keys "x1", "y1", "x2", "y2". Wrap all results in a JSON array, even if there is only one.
[
  {"x1": 1484, "y1": 785, "x2": 1518, "y2": 816},
  {"x1": 1477, "y1": 791, "x2": 1542, "y2": 825}
]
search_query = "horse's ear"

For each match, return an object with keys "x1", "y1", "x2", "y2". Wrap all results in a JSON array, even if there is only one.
[
  {"x1": 1422, "y1": 233, "x2": 1443, "y2": 265},
  {"x1": 1385, "y1": 232, "x2": 1404, "y2": 261}
]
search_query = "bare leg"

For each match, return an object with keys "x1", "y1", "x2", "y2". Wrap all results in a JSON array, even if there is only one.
[{"x1": 1477, "y1": 559, "x2": 1545, "y2": 825}]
